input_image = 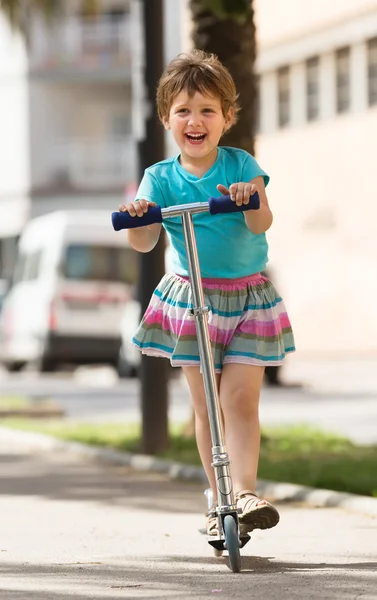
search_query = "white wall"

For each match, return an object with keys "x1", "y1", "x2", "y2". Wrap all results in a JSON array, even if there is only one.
[
  {"x1": 256, "y1": 109, "x2": 377, "y2": 354},
  {"x1": 255, "y1": 3, "x2": 377, "y2": 354},
  {"x1": 0, "y1": 15, "x2": 30, "y2": 235},
  {"x1": 255, "y1": 0, "x2": 377, "y2": 47}
]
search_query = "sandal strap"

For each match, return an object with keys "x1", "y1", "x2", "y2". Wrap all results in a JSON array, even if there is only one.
[
  {"x1": 206, "y1": 506, "x2": 217, "y2": 518},
  {"x1": 206, "y1": 512, "x2": 218, "y2": 535},
  {"x1": 235, "y1": 489, "x2": 257, "y2": 501},
  {"x1": 235, "y1": 490, "x2": 265, "y2": 513}
]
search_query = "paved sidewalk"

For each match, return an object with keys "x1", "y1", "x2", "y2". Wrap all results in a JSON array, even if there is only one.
[{"x1": 1, "y1": 435, "x2": 376, "y2": 599}]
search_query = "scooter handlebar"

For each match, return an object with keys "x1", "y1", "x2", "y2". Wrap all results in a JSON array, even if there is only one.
[
  {"x1": 208, "y1": 193, "x2": 259, "y2": 214},
  {"x1": 111, "y1": 205, "x2": 163, "y2": 231},
  {"x1": 111, "y1": 193, "x2": 260, "y2": 231}
]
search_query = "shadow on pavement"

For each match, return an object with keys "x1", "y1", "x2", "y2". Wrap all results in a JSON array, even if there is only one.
[
  {"x1": 0, "y1": 450, "x2": 205, "y2": 515},
  {"x1": 1, "y1": 557, "x2": 377, "y2": 600}
]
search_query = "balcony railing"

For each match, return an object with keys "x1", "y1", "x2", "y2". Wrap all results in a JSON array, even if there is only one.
[
  {"x1": 29, "y1": 15, "x2": 131, "y2": 72},
  {"x1": 50, "y1": 138, "x2": 136, "y2": 189}
]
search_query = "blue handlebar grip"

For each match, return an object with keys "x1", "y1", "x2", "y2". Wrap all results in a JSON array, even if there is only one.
[
  {"x1": 112, "y1": 206, "x2": 163, "y2": 231},
  {"x1": 208, "y1": 193, "x2": 260, "y2": 215}
]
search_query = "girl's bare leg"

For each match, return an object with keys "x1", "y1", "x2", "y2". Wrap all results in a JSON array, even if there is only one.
[
  {"x1": 219, "y1": 363, "x2": 265, "y2": 497},
  {"x1": 183, "y1": 363, "x2": 277, "y2": 533},
  {"x1": 181, "y1": 366, "x2": 221, "y2": 498}
]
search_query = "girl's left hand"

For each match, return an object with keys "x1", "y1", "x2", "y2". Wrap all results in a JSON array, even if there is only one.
[{"x1": 217, "y1": 182, "x2": 258, "y2": 207}]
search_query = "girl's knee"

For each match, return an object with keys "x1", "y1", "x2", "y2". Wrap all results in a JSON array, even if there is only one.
[
  {"x1": 220, "y1": 364, "x2": 263, "y2": 418},
  {"x1": 221, "y1": 386, "x2": 260, "y2": 418},
  {"x1": 182, "y1": 366, "x2": 221, "y2": 421}
]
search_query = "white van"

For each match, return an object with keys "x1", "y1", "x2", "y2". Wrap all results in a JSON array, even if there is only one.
[
  {"x1": 0, "y1": 210, "x2": 137, "y2": 372},
  {"x1": 118, "y1": 244, "x2": 173, "y2": 377}
]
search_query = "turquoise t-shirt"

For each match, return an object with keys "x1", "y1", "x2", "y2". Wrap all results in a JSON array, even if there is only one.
[{"x1": 135, "y1": 146, "x2": 270, "y2": 278}]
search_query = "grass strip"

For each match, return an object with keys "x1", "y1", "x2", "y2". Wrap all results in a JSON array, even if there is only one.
[{"x1": 2, "y1": 418, "x2": 376, "y2": 498}]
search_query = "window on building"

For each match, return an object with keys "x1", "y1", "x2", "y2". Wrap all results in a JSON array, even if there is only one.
[
  {"x1": 306, "y1": 56, "x2": 320, "y2": 121},
  {"x1": 336, "y1": 47, "x2": 350, "y2": 114},
  {"x1": 367, "y1": 37, "x2": 377, "y2": 106},
  {"x1": 277, "y1": 66, "x2": 290, "y2": 128}
]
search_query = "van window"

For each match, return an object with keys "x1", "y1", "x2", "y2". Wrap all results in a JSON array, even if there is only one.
[
  {"x1": 12, "y1": 250, "x2": 42, "y2": 283},
  {"x1": 25, "y1": 250, "x2": 42, "y2": 281},
  {"x1": 12, "y1": 254, "x2": 26, "y2": 284},
  {"x1": 63, "y1": 244, "x2": 137, "y2": 284}
]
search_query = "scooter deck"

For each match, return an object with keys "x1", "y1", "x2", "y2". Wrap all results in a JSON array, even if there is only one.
[{"x1": 199, "y1": 528, "x2": 251, "y2": 551}]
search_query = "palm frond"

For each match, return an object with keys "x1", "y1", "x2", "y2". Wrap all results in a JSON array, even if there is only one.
[
  {"x1": 201, "y1": 0, "x2": 251, "y2": 23},
  {"x1": 0, "y1": 0, "x2": 26, "y2": 30}
]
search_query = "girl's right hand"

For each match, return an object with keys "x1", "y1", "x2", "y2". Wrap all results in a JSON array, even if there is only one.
[{"x1": 118, "y1": 199, "x2": 156, "y2": 218}]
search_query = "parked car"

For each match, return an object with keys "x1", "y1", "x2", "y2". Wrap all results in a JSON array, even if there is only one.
[{"x1": 0, "y1": 210, "x2": 138, "y2": 372}]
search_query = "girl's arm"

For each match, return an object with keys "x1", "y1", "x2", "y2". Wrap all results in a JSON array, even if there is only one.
[
  {"x1": 242, "y1": 176, "x2": 273, "y2": 235},
  {"x1": 127, "y1": 225, "x2": 161, "y2": 252},
  {"x1": 127, "y1": 223, "x2": 162, "y2": 253},
  {"x1": 217, "y1": 177, "x2": 273, "y2": 235}
]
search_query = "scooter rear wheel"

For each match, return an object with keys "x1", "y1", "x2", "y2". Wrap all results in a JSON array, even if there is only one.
[{"x1": 223, "y1": 515, "x2": 241, "y2": 573}]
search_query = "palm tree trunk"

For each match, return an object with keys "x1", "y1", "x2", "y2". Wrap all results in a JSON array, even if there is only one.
[{"x1": 189, "y1": 0, "x2": 257, "y2": 154}]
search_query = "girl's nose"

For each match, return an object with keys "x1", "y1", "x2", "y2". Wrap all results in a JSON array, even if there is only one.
[{"x1": 188, "y1": 112, "x2": 202, "y2": 127}]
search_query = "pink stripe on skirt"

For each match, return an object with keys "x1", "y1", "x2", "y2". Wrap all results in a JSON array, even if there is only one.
[{"x1": 177, "y1": 272, "x2": 267, "y2": 289}]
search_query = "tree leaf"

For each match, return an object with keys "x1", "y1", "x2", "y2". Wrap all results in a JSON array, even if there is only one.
[{"x1": 200, "y1": 0, "x2": 251, "y2": 23}]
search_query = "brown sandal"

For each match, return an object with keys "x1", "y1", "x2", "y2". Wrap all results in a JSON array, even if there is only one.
[
  {"x1": 206, "y1": 507, "x2": 250, "y2": 537},
  {"x1": 236, "y1": 489, "x2": 280, "y2": 532},
  {"x1": 206, "y1": 509, "x2": 219, "y2": 536}
]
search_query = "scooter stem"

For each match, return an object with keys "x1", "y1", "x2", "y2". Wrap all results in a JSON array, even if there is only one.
[{"x1": 181, "y1": 212, "x2": 236, "y2": 513}]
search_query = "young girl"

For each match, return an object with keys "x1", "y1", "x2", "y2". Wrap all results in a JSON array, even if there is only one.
[{"x1": 119, "y1": 50, "x2": 295, "y2": 536}]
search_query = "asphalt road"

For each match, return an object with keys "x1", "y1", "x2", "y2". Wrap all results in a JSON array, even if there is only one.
[{"x1": 1, "y1": 357, "x2": 377, "y2": 444}]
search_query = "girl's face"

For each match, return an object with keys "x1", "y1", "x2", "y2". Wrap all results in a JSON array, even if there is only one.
[{"x1": 163, "y1": 90, "x2": 234, "y2": 168}]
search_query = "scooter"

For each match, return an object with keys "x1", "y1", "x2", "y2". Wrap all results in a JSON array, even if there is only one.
[{"x1": 112, "y1": 191, "x2": 260, "y2": 572}]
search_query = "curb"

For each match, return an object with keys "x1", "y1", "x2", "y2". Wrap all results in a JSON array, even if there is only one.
[
  {"x1": 2, "y1": 425, "x2": 377, "y2": 519},
  {"x1": 0, "y1": 399, "x2": 65, "y2": 419},
  {"x1": 0, "y1": 409, "x2": 65, "y2": 419}
]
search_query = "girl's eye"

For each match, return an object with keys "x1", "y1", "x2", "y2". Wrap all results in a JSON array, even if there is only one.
[
  {"x1": 203, "y1": 108, "x2": 214, "y2": 113},
  {"x1": 177, "y1": 108, "x2": 188, "y2": 114}
]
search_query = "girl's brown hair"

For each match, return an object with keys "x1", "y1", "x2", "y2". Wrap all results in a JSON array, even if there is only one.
[{"x1": 156, "y1": 49, "x2": 240, "y2": 125}]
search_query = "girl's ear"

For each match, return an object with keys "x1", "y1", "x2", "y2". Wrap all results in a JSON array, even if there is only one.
[
  {"x1": 162, "y1": 117, "x2": 171, "y2": 131},
  {"x1": 224, "y1": 107, "x2": 235, "y2": 131}
]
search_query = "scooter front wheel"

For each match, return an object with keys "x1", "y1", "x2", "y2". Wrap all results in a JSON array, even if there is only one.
[{"x1": 223, "y1": 515, "x2": 241, "y2": 573}]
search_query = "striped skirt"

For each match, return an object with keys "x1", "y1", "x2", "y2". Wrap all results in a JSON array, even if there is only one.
[{"x1": 132, "y1": 272, "x2": 295, "y2": 373}]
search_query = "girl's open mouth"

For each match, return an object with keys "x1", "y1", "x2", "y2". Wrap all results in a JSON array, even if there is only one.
[{"x1": 185, "y1": 133, "x2": 206, "y2": 144}]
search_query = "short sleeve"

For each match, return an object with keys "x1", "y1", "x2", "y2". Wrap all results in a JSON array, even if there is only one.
[
  {"x1": 135, "y1": 170, "x2": 166, "y2": 208},
  {"x1": 241, "y1": 153, "x2": 270, "y2": 187}
]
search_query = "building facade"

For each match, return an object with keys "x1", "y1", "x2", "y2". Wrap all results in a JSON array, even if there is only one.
[
  {"x1": 27, "y1": 1, "x2": 135, "y2": 218},
  {"x1": 254, "y1": 0, "x2": 377, "y2": 353},
  {"x1": 0, "y1": 0, "x2": 137, "y2": 280},
  {"x1": 0, "y1": 0, "x2": 187, "y2": 282},
  {"x1": 0, "y1": 13, "x2": 29, "y2": 280}
]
